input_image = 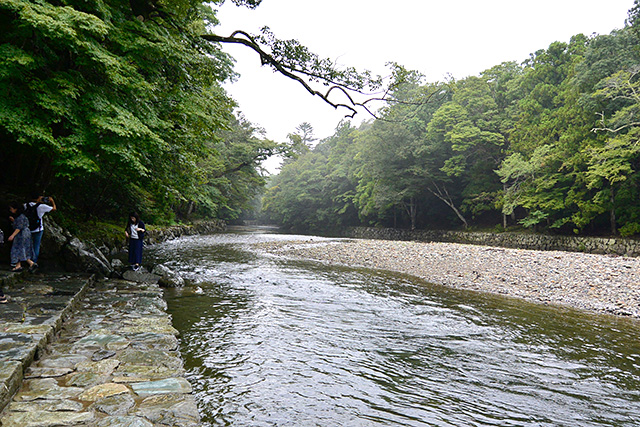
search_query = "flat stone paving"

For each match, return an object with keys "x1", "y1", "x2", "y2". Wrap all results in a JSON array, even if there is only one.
[
  {"x1": 0, "y1": 271, "x2": 91, "y2": 417},
  {"x1": 0, "y1": 272, "x2": 200, "y2": 426}
]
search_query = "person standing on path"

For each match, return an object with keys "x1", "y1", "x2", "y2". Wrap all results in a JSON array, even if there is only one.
[
  {"x1": 0, "y1": 228, "x2": 6, "y2": 302},
  {"x1": 125, "y1": 212, "x2": 145, "y2": 271},
  {"x1": 8, "y1": 202, "x2": 37, "y2": 272},
  {"x1": 25, "y1": 193, "x2": 56, "y2": 263}
]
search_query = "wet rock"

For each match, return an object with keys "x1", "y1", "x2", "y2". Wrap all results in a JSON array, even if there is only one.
[
  {"x1": 78, "y1": 382, "x2": 131, "y2": 401},
  {"x1": 93, "y1": 349, "x2": 117, "y2": 361},
  {"x1": 24, "y1": 366, "x2": 73, "y2": 378},
  {"x1": 122, "y1": 270, "x2": 161, "y2": 284},
  {"x1": 130, "y1": 377, "x2": 192, "y2": 396},
  {"x1": 93, "y1": 415, "x2": 153, "y2": 427},
  {"x1": 64, "y1": 371, "x2": 108, "y2": 387},
  {"x1": 38, "y1": 354, "x2": 88, "y2": 369},
  {"x1": 117, "y1": 349, "x2": 183, "y2": 370},
  {"x1": 17, "y1": 378, "x2": 84, "y2": 401},
  {"x1": 118, "y1": 317, "x2": 179, "y2": 335},
  {"x1": 75, "y1": 333, "x2": 130, "y2": 351},
  {"x1": 7, "y1": 399, "x2": 84, "y2": 412},
  {"x1": 0, "y1": 361, "x2": 23, "y2": 412},
  {"x1": 0, "y1": 410, "x2": 94, "y2": 426},
  {"x1": 0, "y1": 276, "x2": 199, "y2": 425},
  {"x1": 64, "y1": 236, "x2": 113, "y2": 276},
  {"x1": 91, "y1": 393, "x2": 136, "y2": 416},
  {"x1": 152, "y1": 264, "x2": 185, "y2": 288},
  {"x1": 0, "y1": 334, "x2": 37, "y2": 362},
  {"x1": 22, "y1": 284, "x2": 54, "y2": 295},
  {"x1": 114, "y1": 364, "x2": 185, "y2": 381},
  {"x1": 127, "y1": 333, "x2": 179, "y2": 351},
  {"x1": 136, "y1": 393, "x2": 200, "y2": 426},
  {"x1": 76, "y1": 358, "x2": 121, "y2": 375}
]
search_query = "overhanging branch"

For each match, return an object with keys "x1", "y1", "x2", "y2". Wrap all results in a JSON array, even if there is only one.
[{"x1": 202, "y1": 31, "x2": 384, "y2": 118}]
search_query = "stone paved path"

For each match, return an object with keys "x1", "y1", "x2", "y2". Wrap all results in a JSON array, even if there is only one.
[
  {"x1": 0, "y1": 273, "x2": 200, "y2": 426},
  {"x1": 0, "y1": 272, "x2": 90, "y2": 416}
]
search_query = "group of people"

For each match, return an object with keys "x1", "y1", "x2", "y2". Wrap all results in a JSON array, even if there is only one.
[
  {"x1": 1, "y1": 193, "x2": 56, "y2": 304},
  {"x1": 8, "y1": 193, "x2": 57, "y2": 272},
  {"x1": 1, "y1": 200, "x2": 146, "y2": 304}
]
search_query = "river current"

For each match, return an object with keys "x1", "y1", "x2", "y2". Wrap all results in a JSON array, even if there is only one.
[{"x1": 147, "y1": 228, "x2": 640, "y2": 426}]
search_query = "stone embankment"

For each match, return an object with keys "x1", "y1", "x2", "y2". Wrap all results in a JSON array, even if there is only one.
[
  {"x1": 345, "y1": 227, "x2": 640, "y2": 257},
  {"x1": 0, "y1": 271, "x2": 199, "y2": 426},
  {"x1": 42, "y1": 219, "x2": 227, "y2": 277},
  {"x1": 255, "y1": 238, "x2": 640, "y2": 319}
]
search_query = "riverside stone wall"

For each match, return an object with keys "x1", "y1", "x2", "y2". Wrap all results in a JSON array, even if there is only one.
[
  {"x1": 344, "y1": 227, "x2": 640, "y2": 257},
  {"x1": 38, "y1": 220, "x2": 227, "y2": 276},
  {"x1": 145, "y1": 220, "x2": 226, "y2": 245}
]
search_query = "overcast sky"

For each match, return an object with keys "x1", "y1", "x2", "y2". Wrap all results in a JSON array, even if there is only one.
[{"x1": 214, "y1": 0, "x2": 634, "y2": 169}]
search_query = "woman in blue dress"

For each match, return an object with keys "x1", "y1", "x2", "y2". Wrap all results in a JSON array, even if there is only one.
[
  {"x1": 8, "y1": 202, "x2": 37, "y2": 272},
  {"x1": 125, "y1": 212, "x2": 145, "y2": 271}
]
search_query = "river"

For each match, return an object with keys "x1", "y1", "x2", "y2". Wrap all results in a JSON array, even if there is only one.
[{"x1": 146, "y1": 228, "x2": 640, "y2": 426}]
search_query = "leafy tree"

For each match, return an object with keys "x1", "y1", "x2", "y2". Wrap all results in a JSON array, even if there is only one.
[
  {"x1": 0, "y1": 0, "x2": 240, "y2": 223},
  {"x1": 586, "y1": 66, "x2": 640, "y2": 235},
  {"x1": 262, "y1": 121, "x2": 360, "y2": 231}
]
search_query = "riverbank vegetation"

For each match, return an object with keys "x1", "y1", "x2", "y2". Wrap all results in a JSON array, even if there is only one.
[
  {"x1": 263, "y1": 3, "x2": 640, "y2": 236},
  {"x1": 0, "y1": 0, "x2": 269, "y2": 225},
  {"x1": 0, "y1": 0, "x2": 386, "y2": 229},
  {"x1": 4, "y1": 1, "x2": 640, "y2": 240}
]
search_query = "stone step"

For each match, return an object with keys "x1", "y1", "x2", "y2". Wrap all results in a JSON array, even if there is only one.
[
  {"x1": 0, "y1": 271, "x2": 92, "y2": 415},
  {"x1": 0, "y1": 274, "x2": 200, "y2": 426}
]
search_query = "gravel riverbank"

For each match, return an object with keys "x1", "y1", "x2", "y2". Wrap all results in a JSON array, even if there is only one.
[{"x1": 253, "y1": 238, "x2": 640, "y2": 319}]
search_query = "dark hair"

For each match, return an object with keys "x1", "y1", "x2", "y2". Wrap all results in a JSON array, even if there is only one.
[
  {"x1": 30, "y1": 191, "x2": 42, "y2": 201},
  {"x1": 126, "y1": 212, "x2": 140, "y2": 227},
  {"x1": 9, "y1": 202, "x2": 24, "y2": 216}
]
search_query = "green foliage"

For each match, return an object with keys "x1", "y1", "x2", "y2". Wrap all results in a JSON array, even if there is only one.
[
  {"x1": 0, "y1": 0, "x2": 273, "y2": 225},
  {"x1": 263, "y1": 8, "x2": 640, "y2": 236}
]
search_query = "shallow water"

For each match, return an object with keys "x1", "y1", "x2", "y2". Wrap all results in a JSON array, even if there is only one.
[{"x1": 148, "y1": 228, "x2": 640, "y2": 426}]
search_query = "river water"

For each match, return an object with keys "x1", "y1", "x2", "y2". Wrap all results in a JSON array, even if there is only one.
[{"x1": 147, "y1": 228, "x2": 640, "y2": 426}]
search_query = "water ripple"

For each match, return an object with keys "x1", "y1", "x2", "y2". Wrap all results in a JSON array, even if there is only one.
[{"x1": 152, "y1": 231, "x2": 640, "y2": 426}]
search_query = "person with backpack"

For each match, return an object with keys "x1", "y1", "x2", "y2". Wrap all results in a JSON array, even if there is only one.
[
  {"x1": 24, "y1": 193, "x2": 56, "y2": 263},
  {"x1": 0, "y1": 229, "x2": 6, "y2": 302},
  {"x1": 8, "y1": 202, "x2": 37, "y2": 272}
]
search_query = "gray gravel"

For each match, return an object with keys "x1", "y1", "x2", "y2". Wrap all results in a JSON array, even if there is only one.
[{"x1": 253, "y1": 238, "x2": 640, "y2": 318}]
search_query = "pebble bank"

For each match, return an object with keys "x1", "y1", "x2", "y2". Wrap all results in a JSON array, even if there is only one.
[{"x1": 254, "y1": 238, "x2": 640, "y2": 319}]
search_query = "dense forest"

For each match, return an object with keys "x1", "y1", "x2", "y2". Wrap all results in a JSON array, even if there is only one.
[
  {"x1": 3, "y1": 1, "x2": 640, "y2": 238},
  {"x1": 263, "y1": 4, "x2": 640, "y2": 236},
  {"x1": 0, "y1": 0, "x2": 383, "y2": 229},
  {"x1": 0, "y1": 0, "x2": 272, "y2": 226}
]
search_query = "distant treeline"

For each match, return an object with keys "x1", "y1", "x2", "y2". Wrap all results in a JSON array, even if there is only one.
[{"x1": 263, "y1": 15, "x2": 640, "y2": 236}]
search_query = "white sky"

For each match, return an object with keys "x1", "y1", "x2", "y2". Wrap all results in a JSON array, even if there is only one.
[{"x1": 214, "y1": 0, "x2": 634, "y2": 171}]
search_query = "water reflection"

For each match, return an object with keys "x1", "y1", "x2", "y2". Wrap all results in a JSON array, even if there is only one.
[{"x1": 148, "y1": 230, "x2": 640, "y2": 426}]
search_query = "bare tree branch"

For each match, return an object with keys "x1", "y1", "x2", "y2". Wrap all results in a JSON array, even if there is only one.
[{"x1": 203, "y1": 31, "x2": 387, "y2": 117}]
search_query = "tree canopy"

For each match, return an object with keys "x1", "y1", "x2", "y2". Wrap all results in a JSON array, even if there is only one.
[
  {"x1": 263, "y1": 7, "x2": 640, "y2": 236},
  {"x1": 0, "y1": 0, "x2": 383, "y2": 225}
]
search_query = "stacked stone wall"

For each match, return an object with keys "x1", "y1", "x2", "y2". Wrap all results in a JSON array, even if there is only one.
[
  {"x1": 344, "y1": 227, "x2": 640, "y2": 257},
  {"x1": 145, "y1": 220, "x2": 226, "y2": 245}
]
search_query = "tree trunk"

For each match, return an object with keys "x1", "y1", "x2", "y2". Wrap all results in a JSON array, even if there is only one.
[
  {"x1": 401, "y1": 197, "x2": 417, "y2": 230},
  {"x1": 186, "y1": 201, "x2": 196, "y2": 217},
  {"x1": 409, "y1": 196, "x2": 417, "y2": 230},
  {"x1": 502, "y1": 183, "x2": 508, "y2": 229},
  {"x1": 610, "y1": 188, "x2": 617, "y2": 235},
  {"x1": 426, "y1": 182, "x2": 468, "y2": 228}
]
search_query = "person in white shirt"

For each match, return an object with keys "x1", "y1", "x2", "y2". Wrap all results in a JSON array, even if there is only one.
[
  {"x1": 25, "y1": 193, "x2": 57, "y2": 263},
  {"x1": 124, "y1": 212, "x2": 146, "y2": 271}
]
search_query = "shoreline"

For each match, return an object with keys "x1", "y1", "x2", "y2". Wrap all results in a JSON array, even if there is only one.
[{"x1": 253, "y1": 237, "x2": 640, "y2": 319}]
